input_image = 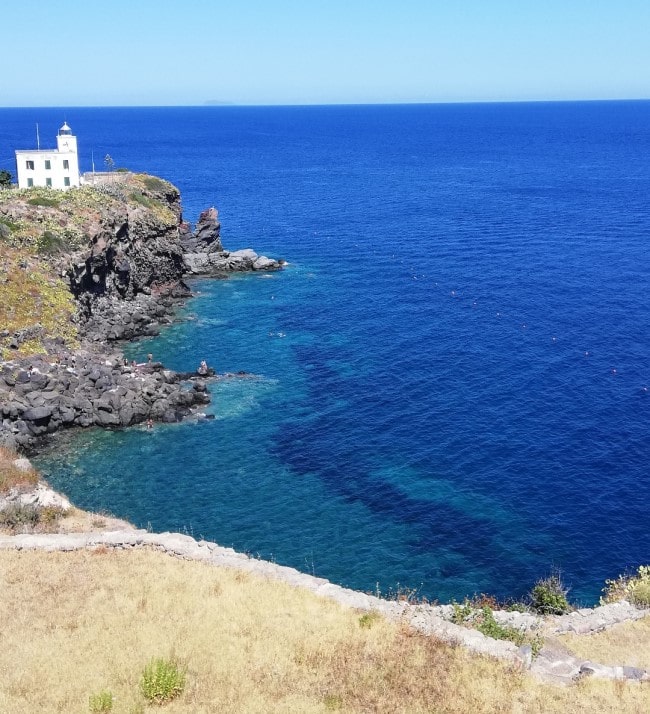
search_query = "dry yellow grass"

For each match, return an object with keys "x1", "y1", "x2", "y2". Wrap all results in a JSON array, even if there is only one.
[
  {"x1": 0, "y1": 548, "x2": 648, "y2": 713},
  {"x1": 50, "y1": 506, "x2": 135, "y2": 534},
  {"x1": 559, "y1": 616, "x2": 650, "y2": 671},
  {"x1": 0, "y1": 445, "x2": 39, "y2": 492}
]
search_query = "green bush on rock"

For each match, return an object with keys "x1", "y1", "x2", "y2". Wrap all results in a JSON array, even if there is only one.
[{"x1": 528, "y1": 573, "x2": 571, "y2": 615}]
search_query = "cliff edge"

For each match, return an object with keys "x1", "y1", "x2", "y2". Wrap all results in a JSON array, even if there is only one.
[{"x1": 0, "y1": 173, "x2": 282, "y2": 450}]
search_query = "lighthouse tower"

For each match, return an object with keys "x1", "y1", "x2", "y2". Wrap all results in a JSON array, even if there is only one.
[{"x1": 15, "y1": 122, "x2": 81, "y2": 190}]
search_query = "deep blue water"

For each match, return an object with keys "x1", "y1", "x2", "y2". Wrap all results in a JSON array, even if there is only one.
[{"x1": 2, "y1": 102, "x2": 650, "y2": 604}]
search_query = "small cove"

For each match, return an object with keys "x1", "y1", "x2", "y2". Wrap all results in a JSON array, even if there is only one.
[{"x1": 16, "y1": 101, "x2": 650, "y2": 605}]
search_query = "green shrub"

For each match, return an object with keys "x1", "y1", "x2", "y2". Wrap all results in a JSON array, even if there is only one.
[
  {"x1": 450, "y1": 599, "x2": 474, "y2": 624},
  {"x1": 602, "y1": 565, "x2": 650, "y2": 607},
  {"x1": 0, "y1": 216, "x2": 19, "y2": 232},
  {"x1": 449, "y1": 600, "x2": 542, "y2": 652},
  {"x1": 324, "y1": 693, "x2": 343, "y2": 710},
  {"x1": 143, "y1": 176, "x2": 168, "y2": 192},
  {"x1": 37, "y1": 230, "x2": 66, "y2": 254},
  {"x1": 140, "y1": 657, "x2": 186, "y2": 704},
  {"x1": 0, "y1": 169, "x2": 12, "y2": 188},
  {"x1": 358, "y1": 611, "x2": 381, "y2": 629},
  {"x1": 528, "y1": 573, "x2": 571, "y2": 615},
  {"x1": 129, "y1": 192, "x2": 157, "y2": 209},
  {"x1": 27, "y1": 195, "x2": 60, "y2": 208},
  {"x1": 505, "y1": 601, "x2": 529, "y2": 613},
  {"x1": 472, "y1": 606, "x2": 526, "y2": 646},
  {"x1": 89, "y1": 690, "x2": 114, "y2": 712}
]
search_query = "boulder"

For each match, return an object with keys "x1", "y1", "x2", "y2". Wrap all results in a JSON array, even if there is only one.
[
  {"x1": 253, "y1": 255, "x2": 281, "y2": 270},
  {"x1": 94, "y1": 410, "x2": 120, "y2": 427},
  {"x1": 21, "y1": 406, "x2": 53, "y2": 422}
]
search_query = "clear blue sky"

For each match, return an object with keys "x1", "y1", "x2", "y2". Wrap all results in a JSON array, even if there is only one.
[{"x1": 3, "y1": 0, "x2": 649, "y2": 106}]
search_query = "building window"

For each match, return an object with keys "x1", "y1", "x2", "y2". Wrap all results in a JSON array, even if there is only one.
[
  {"x1": 45, "y1": 160, "x2": 51, "y2": 170},
  {"x1": 26, "y1": 160, "x2": 34, "y2": 170},
  {"x1": 64, "y1": 177, "x2": 71, "y2": 187},
  {"x1": 27, "y1": 178, "x2": 34, "y2": 187},
  {"x1": 46, "y1": 178, "x2": 52, "y2": 187},
  {"x1": 63, "y1": 160, "x2": 69, "y2": 170}
]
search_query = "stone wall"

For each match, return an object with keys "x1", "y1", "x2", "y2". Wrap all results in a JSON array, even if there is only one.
[{"x1": 1, "y1": 529, "x2": 647, "y2": 686}]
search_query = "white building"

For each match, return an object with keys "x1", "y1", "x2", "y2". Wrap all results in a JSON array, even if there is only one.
[{"x1": 15, "y1": 122, "x2": 81, "y2": 190}]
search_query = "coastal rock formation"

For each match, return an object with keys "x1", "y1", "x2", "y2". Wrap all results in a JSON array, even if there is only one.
[
  {"x1": 180, "y1": 206, "x2": 223, "y2": 253},
  {"x1": 0, "y1": 173, "x2": 283, "y2": 449},
  {"x1": 0, "y1": 350, "x2": 210, "y2": 451},
  {"x1": 0, "y1": 481, "x2": 71, "y2": 512},
  {"x1": 181, "y1": 207, "x2": 283, "y2": 274}
]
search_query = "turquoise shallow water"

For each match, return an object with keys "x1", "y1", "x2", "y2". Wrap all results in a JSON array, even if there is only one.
[{"x1": 3, "y1": 102, "x2": 648, "y2": 604}]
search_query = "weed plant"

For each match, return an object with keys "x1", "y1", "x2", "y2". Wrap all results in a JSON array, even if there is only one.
[
  {"x1": 27, "y1": 195, "x2": 61, "y2": 208},
  {"x1": 358, "y1": 611, "x2": 382, "y2": 629},
  {"x1": 0, "y1": 504, "x2": 66, "y2": 532},
  {"x1": 602, "y1": 565, "x2": 650, "y2": 608},
  {"x1": 142, "y1": 176, "x2": 169, "y2": 192},
  {"x1": 140, "y1": 657, "x2": 186, "y2": 704},
  {"x1": 88, "y1": 690, "x2": 113, "y2": 712},
  {"x1": 450, "y1": 600, "x2": 543, "y2": 654}
]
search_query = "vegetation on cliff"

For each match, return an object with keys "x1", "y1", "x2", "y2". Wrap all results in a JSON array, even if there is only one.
[
  {"x1": 0, "y1": 244, "x2": 77, "y2": 358},
  {"x1": 0, "y1": 174, "x2": 181, "y2": 358}
]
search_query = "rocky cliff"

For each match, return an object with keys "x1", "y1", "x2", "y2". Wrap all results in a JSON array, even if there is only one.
[{"x1": 0, "y1": 173, "x2": 283, "y2": 450}]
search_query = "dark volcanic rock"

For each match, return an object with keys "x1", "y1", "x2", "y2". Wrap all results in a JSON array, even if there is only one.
[
  {"x1": 0, "y1": 178, "x2": 287, "y2": 452},
  {"x1": 180, "y1": 207, "x2": 283, "y2": 276},
  {"x1": 22, "y1": 406, "x2": 53, "y2": 422},
  {"x1": 193, "y1": 207, "x2": 223, "y2": 251},
  {"x1": 0, "y1": 347, "x2": 212, "y2": 450}
]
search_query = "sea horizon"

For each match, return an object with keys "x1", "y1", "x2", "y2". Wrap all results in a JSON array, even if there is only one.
[{"x1": 2, "y1": 97, "x2": 650, "y2": 111}]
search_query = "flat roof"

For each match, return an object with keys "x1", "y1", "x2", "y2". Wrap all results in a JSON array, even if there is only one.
[{"x1": 15, "y1": 148, "x2": 64, "y2": 154}]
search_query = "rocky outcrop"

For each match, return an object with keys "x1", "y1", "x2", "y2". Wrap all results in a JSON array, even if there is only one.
[
  {"x1": 0, "y1": 174, "x2": 283, "y2": 450},
  {"x1": 78, "y1": 289, "x2": 188, "y2": 343},
  {"x1": 0, "y1": 350, "x2": 210, "y2": 451},
  {"x1": 180, "y1": 207, "x2": 222, "y2": 253},
  {"x1": 0, "y1": 481, "x2": 71, "y2": 512},
  {"x1": 65, "y1": 180, "x2": 189, "y2": 335},
  {"x1": 181, "y1": 207, "x2": 284, "y2": 275}
]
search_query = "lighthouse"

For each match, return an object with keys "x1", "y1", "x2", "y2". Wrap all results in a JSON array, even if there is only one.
[{"x1": 15, "y1": 122, "x2": 81, "y2": 190}]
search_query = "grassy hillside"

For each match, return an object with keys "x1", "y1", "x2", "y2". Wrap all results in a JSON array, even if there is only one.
[
  {"x1": 0, "y1": 548, "x2": 648, "y2": 713},
  {"x1": 0, "y1": 244, "x2": 78, "y2": 358}
]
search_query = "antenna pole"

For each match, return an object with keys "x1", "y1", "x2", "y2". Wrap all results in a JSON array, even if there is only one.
[{"x1": 36, "y1": 123, "x2": 40, "y2": 150}]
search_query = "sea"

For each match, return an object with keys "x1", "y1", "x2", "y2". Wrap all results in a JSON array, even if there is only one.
[{"x1": 1, "y1": 102, "x2": 649, "y2": 605}]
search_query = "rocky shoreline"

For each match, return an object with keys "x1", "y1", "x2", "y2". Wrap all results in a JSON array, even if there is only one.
[
  {"x1": 1, "y1": 176, "x2": 648, "y2": 689},
  {"x1": 0, "y1": 176, "x2": 283, "y2": 452}
]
